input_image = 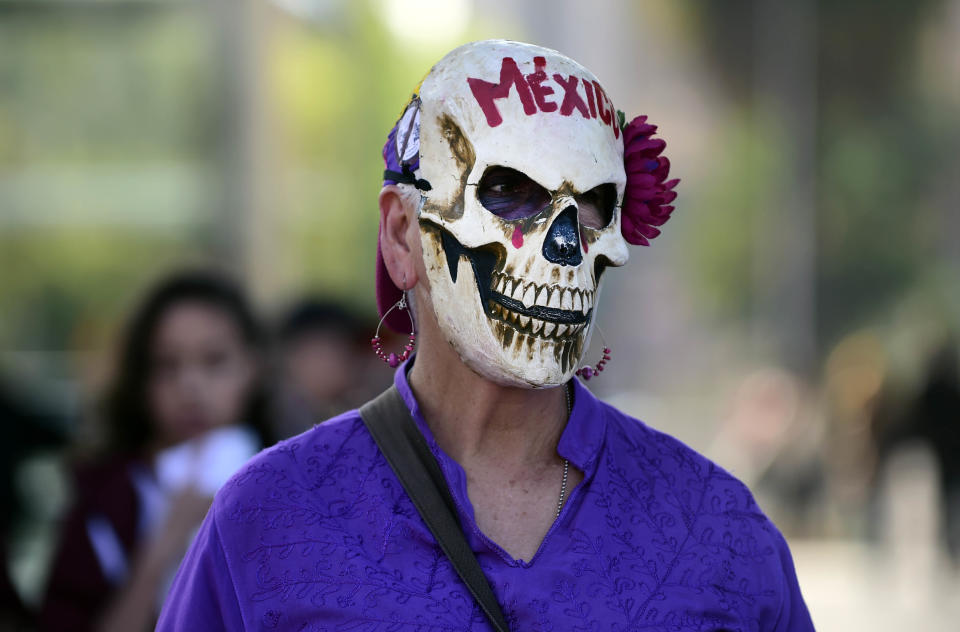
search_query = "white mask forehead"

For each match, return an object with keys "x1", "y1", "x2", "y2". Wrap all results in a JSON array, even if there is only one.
[{"x1": 418, "y1": 40, "x2": 625, "y2": 195}]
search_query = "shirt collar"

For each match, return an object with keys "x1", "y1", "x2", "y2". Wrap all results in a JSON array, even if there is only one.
[{"x1": 392, "y1": 355, "x2": 607, "y2": 475}]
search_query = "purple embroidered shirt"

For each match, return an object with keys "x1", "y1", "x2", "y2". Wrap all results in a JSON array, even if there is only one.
[{"x1": 157, "y1": 361, "x2": 814, "y2": 631}]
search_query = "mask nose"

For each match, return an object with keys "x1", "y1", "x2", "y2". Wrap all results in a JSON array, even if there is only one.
[{"x1": 542, "y1": 205, "x2": 582, "y2": 266}]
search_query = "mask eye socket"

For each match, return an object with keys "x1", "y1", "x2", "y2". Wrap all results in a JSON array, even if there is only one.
[
  {"x1": 576, "y1": 183, "x2": 617, "y2": 229},
  {"x1": 478, "y1": 166, "x2": 551, "y2": 221}
]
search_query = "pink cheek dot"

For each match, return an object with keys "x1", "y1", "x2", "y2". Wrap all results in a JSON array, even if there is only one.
[{"x1": 511, "y1": 226, "x2": 524, "y2": 249}]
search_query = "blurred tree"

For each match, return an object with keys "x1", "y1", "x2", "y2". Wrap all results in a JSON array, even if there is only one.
[
  {"x1": 686, "y1": 0, "x2": 954, "y2": 366},
  {"x1": 0, "y1": 2, "x2": 219, "y2": 354}
]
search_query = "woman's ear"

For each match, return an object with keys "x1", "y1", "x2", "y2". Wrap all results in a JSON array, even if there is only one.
[{"x1": 378, "y1": 185, "x2": 420, "y2": 290}]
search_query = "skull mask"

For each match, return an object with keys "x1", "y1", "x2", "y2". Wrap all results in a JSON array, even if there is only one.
[{"x1": 401, "y1": 40, "x2": 629, "y2": 388}]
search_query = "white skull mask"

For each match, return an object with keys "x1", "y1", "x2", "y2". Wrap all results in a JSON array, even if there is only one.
[{"x1": 404, "y1": 40, "x2": 629, "y2": 387}]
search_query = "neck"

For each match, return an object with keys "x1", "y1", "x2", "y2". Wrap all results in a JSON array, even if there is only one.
[{"x1": 407, "y1": 332, "x2": 568, "y2": 470}]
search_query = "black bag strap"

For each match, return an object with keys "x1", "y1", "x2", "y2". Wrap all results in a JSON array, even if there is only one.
[{"x1": 359, "y1": 386, "x2": 510, "y2": 632}]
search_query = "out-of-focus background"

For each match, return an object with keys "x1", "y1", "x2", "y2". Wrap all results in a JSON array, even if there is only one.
[{"x1": 1, "y1": 0, "x2": 958, "y2": 629}]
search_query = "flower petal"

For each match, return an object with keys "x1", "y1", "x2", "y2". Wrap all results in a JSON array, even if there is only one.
[
  {"x1": 621, "y1": 115, "x2": 678, "y2": 245},
  {"x1": 635, "y1": 223, "x2": 661, "y2": 239}
]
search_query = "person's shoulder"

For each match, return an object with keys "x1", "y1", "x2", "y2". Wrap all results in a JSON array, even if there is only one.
[
  {"x1": 599, "y1": 400, "x2": 807, "y2": 617},
  {"x1": 599, "y1": 398, "x2": 779, "y2": 537},
  {"x1": 593, "y1": 398, "x2": 812, "y2": 628},
  {"x1": 210, "y1": 409, "x2": 374, "y2": 525}
]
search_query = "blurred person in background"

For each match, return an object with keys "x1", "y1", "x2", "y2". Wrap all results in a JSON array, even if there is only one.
[
  {"x1": 907, "y1": 340, "x2": 960, "y2": 565},
  {"x1": 710, "y1": 368, "x2": 827, "y2": 538},
  {"x1": 874, "y1": 338, "x2": 960, "y2": 565},
  {"x1": 0, "y1": 381, "x2": 66, "y2": 630},
  {"x1": 272, "y1": 299, "x2": 373, "y2": 438},
  {"x1": 39, "y1": 270, "x2": 274, "y2": 632}
]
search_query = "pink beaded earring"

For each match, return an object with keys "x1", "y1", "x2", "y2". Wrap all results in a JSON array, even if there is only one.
[
  {"x1": 371, "y1": 293, "x2": 416, "y2": 368},
  {"x1": 575, "y1": 327, "x2": 612, "y2": 381}
]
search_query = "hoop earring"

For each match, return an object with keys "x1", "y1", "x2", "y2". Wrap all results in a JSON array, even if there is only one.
[
  {"x1": 575, "y1": 326, "x2": 611, "y2": 381},
  {"x1": 371, "y1": 293, "x2": 416, "y2": 368}
]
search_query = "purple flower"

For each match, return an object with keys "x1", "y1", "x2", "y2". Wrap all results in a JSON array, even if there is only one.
[{"x1": 621, "y1": 115, "x2": 679, "y2": 246}]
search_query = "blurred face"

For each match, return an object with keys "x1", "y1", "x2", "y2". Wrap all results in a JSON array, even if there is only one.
[
  {"x1": 147, "y1": 301, "x2": 256, "y2": 448},
  {"x1": 283, "y1": 331, "x2": 355, "y2": 410}
]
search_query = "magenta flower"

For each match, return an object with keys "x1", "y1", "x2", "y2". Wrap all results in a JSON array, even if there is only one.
[{"x1": 621, "y1": 115, "x2": 679, "y2": 246}]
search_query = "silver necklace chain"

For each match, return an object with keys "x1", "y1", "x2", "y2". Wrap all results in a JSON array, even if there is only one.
[{"x1": 557, "y1": 385, "x2": 572, "y2": 518}]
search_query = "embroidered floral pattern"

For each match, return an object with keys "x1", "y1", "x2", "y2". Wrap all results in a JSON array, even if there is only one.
[{"x1": 197, "y1": 378, "x2": 805, "y2": 631}]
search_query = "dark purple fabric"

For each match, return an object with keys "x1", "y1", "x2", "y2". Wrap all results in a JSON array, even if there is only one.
[{"x1": 158, "y1": 360, "x2": 814, "y2": 631}]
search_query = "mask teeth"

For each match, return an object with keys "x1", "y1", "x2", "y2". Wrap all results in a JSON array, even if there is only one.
[
  {"x1": 496, "y1": 321, "x2": 588, "y2": 354},
  {"x1": 548, "y1": 289, "x2": 561, "y2": 309},
  {"x1": 535, "y1": 286, "x2": 547, "y2": 307},
  {"x1": 494, "y1": 271, "x2": 594, "y2": 309},
  {"x1": 491, "y1": 305, "x2": 592, "y2": 341},
  {"x1": 511, "y1": 281, "x2": 526, "y2": 304},
  {"x1": 522, "y1": 284, "x2": 536, "y2": 308},
  {"x1": 489, "y1": 271, "x2": 595, "y2": 339}
]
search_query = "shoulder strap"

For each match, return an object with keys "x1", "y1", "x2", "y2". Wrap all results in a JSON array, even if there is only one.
[{"x1": 359, "y1": 386, "x2": 510, "y2": 632}]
